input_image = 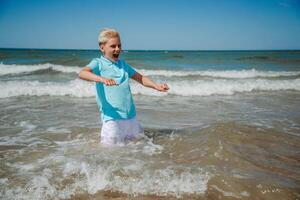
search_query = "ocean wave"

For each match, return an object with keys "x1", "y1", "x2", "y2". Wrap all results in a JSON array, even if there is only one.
[
  {"x1": 0, "y1": 63, "x2": 80, "y2": 75},
  {"x1": 139, "y1": 69, "x2": 300, "y2": 78},
  {"x1": 0, "y1": 79, "x2": 95, "y2": 98},
  {"x1": 1, "y1": 63, "x2": 300, "y2": 79},
  {"x1": 1, "y1": 78, "x2": 300, "y2": 98}
]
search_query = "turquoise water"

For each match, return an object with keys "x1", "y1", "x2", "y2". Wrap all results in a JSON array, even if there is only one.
[{"x1": 1, "y1": 49, "x2": 300, "y2": 71}]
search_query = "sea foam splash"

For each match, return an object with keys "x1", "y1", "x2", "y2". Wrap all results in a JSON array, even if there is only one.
[
  {"x1": 1, "y1": 160, "x2": 210, "y2": 199},
  {"x1": 1, "y1": 78, "x2": 300, "y2": 98}
]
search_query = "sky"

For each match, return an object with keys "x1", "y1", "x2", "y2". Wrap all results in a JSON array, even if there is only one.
[{"x1": 0, "y1": 0, "x2": 300, "y2": 50}]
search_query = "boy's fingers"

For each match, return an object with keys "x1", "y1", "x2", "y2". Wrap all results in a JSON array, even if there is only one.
[
  {"x1": 162, "y1": 84, "x2": 169, "y2": 90},
  {"x1": 104, "y1": 79, "x2": 117, "y2": 86},
  {"x1": 111, "y1": 80, "x2": 117, "y2": 85},
  {"x1": 157, "y1": 84, "x2": 169, "y2": 92}
]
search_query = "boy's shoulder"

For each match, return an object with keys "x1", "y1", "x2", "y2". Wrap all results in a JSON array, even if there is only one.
[
  {"x1": 91, "y1": 57, "x2": 102, "y2": 62},
  {"x1": 88, "y1": 57, "x2": 102, "y2": 65}
]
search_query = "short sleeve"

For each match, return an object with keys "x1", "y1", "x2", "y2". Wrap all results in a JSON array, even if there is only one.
[
  {"x1": 123, "y1": 61, "x2": 136, "y2": 78},
  {"x1": 86, "y1": 58, "x2": 101, "y2": 74}
]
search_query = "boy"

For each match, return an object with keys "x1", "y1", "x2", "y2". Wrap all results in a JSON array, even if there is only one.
[{"x1": 79, "y1": 28, "x2": 169, "y2": 145}]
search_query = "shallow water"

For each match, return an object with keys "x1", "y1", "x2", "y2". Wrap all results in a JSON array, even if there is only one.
[
  {"x1": 0, "y1": 49, "x2": 300, "y2": 199},
  {"x1": 0, "y1": 94, "x2": 299, "y2": 199}
]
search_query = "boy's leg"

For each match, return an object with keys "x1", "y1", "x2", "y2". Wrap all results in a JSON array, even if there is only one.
[
  {"x1": 100, "y1": 120, "x2": 121, "y2": 145},
  {"x1": 124, "y1": 117, "x2": 143, "y2": 141}
]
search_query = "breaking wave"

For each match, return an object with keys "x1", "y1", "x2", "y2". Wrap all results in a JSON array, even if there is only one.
[
  {"x1": 1, "y1": 63, "x2": 300, "y2": 78},
  {"x1": 1, "y1": 78, "x2": 300, "y2": 98}
]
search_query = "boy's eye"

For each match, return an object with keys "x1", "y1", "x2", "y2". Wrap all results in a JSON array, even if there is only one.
[{"x1": 110, "y1": 45, "x2": 121, "y2": 48}]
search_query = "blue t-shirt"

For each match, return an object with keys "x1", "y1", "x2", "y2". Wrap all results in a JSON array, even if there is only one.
[{"x1": 87, "y1": 56, "x2": 137, "y2": 122}]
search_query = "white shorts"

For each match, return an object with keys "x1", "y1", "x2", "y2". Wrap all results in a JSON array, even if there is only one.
[{"x1": 100, "y1": 117, "x2": 142, "y2": 145}]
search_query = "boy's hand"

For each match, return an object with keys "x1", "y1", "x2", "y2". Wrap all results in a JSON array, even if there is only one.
[
  {"x1": 155, "y1": 83, "x2": 169, "y2": 92},
  {"x1": 100, "y1": 77, "x2": 118, "y2": 86}
]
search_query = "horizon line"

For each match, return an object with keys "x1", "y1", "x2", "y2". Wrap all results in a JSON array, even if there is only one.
[{"x1": 0, "y1": 47, "x2": 300, "y2": 51}]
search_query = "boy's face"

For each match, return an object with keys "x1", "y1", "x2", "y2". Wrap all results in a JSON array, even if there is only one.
[{"x1": 100, "y1": 37, "x2": 122, "y2": 61}]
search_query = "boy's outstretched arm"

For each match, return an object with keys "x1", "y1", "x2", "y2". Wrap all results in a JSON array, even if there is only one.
[
  {"x1": 131, "y1": 72, "x2": 169, "y2": 92},
  {"x1": 79, "y1": 67, "x2": 117, "y2": 86}
]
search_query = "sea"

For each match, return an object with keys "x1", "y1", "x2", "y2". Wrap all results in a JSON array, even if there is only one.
[{"x1": 0, "y1": 49, "x2": 300, "y2": 200}]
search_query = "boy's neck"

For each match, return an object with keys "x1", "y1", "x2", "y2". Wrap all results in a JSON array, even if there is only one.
[{"x1": 102, "y1": 55, "x2": 118, "y2": 63}]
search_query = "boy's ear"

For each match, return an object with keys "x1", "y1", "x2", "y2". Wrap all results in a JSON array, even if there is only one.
[{"x1": 99, "y1": 44, "x2": 105, "y2": 53}]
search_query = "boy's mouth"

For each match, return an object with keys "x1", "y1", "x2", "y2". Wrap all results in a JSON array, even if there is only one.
[{"x1": 113, "y1": 53, "x2": 119, "y2": 59}]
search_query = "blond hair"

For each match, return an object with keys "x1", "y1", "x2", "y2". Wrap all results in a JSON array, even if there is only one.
[{"x1": 98, "y1": 28, "x2": 120, "y2": 45}]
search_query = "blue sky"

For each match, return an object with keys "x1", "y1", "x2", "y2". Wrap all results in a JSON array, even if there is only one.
[{"x1": 0, "y1": 0, "x2": 300, "y2": 50}]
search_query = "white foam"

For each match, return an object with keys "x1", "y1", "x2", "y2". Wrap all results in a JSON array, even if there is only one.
[
  {"x1": 131, "y1": 78, "x2": 300, "y2": 96},
  {"x1": 75, "y1": 162, "x2": 210, "y2": 197},
  {"x1": 1, "y1": 63, "x2": 299, "y2": 79},
  {"x1": 1, "y1": 78, "x2": 300, "y2": 98},
  {"x1": 46, "y1": 127, "x2": 72, "y2": 133},
  {"x1": 0, "y1": 79, "x2": 95, "y2": 98},
  {"x1": 113, "y1": 167, "x2": 210, "y2": 197},
  {"x1": 139, "y1": 68, "x2": 300, "y2": 78},
  {"x1": 0, "y1": 178, "x2": 8, "y2": 185},
  {"x1": 0, "y1": 63, "x2": 80, "y2": 75},
  {"x1": 142, "y1": 139, "x2": 164, "y2": 155},
  {"x1": 1, "y1": 168, "x2": 59, "y2": 200},
  {"x1": 3, "y1": 165, "x2": 210, "y2": 199},
  {"x1": 80, "y1": 162, "x2": 112, "y2": 194},
  {"x1": 0, "y1": 134, "x2": 52, "y2": 147},
  {"x1": 16, "y1": 163, "x2": 36, "y2": 171},
  {"x1": 25, "y1": 175, "x2": 57, "y2": 199},
  {"x1": 54, "y1": 139, "x2": 85, "y2": 146},
  {"x1": 211, "y1": 185, "x2": 243, "y2": 198},
  {"x1": 1, "y1": 148, "x2": 211, "y2": 200},
  {"x1": 19, "y1": 121, "x2": 37, "y2": 133}
]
